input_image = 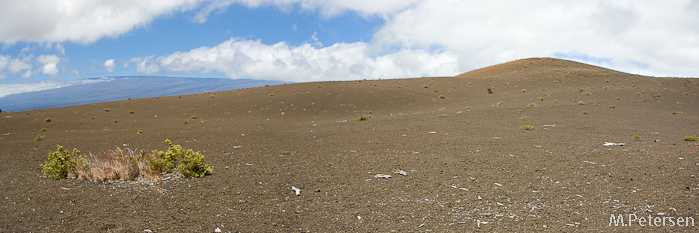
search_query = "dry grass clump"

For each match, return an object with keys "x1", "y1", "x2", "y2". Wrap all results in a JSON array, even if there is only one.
[{"x1": 40, "y1": 139, "x2": 212, "y2": 182}]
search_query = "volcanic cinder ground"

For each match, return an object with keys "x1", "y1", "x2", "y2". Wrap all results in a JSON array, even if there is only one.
[{"x1": 1, "y1": 58, "x2": 698, "y2": 232}]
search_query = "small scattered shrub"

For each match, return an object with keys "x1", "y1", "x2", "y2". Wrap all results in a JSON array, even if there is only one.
[
  {"x1": 41, "y1": 127, "x2": 48, "y2": 132},
  {"x1": 34, "y1": 135, "x2": 45, "y2": 141},
  {"x1": 525, "y1": 103, "x2": 536, "y2": 109},
  {"x1": 356, "y1": 115, "x2": 369, "y2": 121},
  {"x1": 582, "y1": 110, "x2": 588, "y2": 114},
  {"x1": 683, "y1": 136, "x2": 698, "y2": 141},
  {"x1": 578, "y1": 101, "x2": 585, "y2": 105},
  {"x1": 493, "y1": 100, "x2": 504, "y2": 106},
  {"x1": 137, "y1": 130, "x2": 143, "y2": 134},
  {"x1": 615, "y1": 97, "x2": 621, "y2": 100},
  {"x1": 609, "y1": 105, "x2": 616, "y2": 109},
  {"x1": 423, "y1": 85, "x2": 429, "y2": 88},
  {"x1": 519, "y1": 116, "x2": 528, "y2": 120},
  {"x1": 191, "y1": 115, "x2": 198, "y2": 119},
  {"x1": 129, "y1": 110, "x2": 135, "y2": 114},
  {"x1": 437, "y1": 114, "x2": 447, "y2": 117},
  {"x1": 464, "y1": 106, "x2": 471, "y2": 110},
  {"x1": 183, "y1": 120, "x2": 188, "y2": 125},
  {"x1": 519, "y1": 125, "x2": 536, "y2": 131},
  {"x1": 45, "y1": 118, "x2": 52, "y2": 122},
  {"x1": 456, "y1": 111, "x2": 463, "y2": 115},
  {"x1": 104, "y1": 108, "x2": 110, "y2": 112},
  {"x1": 672, "y1": 111, "x2": 683, "y2": 115},
  {"x1": 487, "y1": 88, "x2": 493, "y2": 94},
  {"x1": 200, "y1": 120, "x2": 208, "y2": 123},
  {"x1": 439, "y1": 95, "x2": 445, "y2": 99},
  {"x1": 269, "y1": 93, "x2": 275, "y2": 96},
  {"x1": 39, "y1": 146, "x2": 87, "y2": 179},
  {"x1": 521, "y1": 89, "x2": 527, "y2": 93},
  {"x1": 306, "y1": 92, "x2": 311, "y2": 94},
  {"x1": 633, "y1": 135, "x2": 641, "y2": 140}
]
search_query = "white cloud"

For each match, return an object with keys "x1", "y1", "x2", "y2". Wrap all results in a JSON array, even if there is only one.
[
  {"x1": 8, "y1": 57, "x2": 32, "y2": 74},
  {"x1": 0, "y1": 77, "x2": 114, "y2": 98},
  {"x1": 155, "y1": 37, "x2": 458, "y2": 81},
  {"x1": 369, "y1": 0, "x2": 699, "y2": 77},
  {"x1": 131, "y1": 56, "x2": 160, "y2": 74},
  {"x1": 0, "y1": 0, "x2": 201, "y2": 44},
  {"x1": 104, "y1": 59, "x2": 116, "y2": 72},
  {"x1": 37, "y1": 54, "x2": 60, "y2": 77}
]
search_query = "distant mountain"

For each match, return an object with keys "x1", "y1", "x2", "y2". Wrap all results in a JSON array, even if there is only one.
[{"x1": 0, "y1": 76, "x2": 285, "y2": 112}]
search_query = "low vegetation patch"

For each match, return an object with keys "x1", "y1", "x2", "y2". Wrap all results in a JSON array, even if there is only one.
[
  {"x1": 519, "y1": 125, "x2": 536, "y2": 131},
  {"x1": 39, "y1": 139, "x2": 212, "y2": 182},
  {"x1": 683, "y1": 136, "x2": 698, "y2": 142},
  {"x1": 34, "y1": 135, "x2": 45, "y2": 141},
  {"x1": 356, "y1": 115, "x2": 371, "y2": 121},
  {"x1": 45, "y1": 118, "x2": 52, "y2": 122}
]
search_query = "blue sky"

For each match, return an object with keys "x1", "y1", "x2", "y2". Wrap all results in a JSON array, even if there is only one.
[{"x1": 1, "y1": 0, "x2": 698, "y2": 97}]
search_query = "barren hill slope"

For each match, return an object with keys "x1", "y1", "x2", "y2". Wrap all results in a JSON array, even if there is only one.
[{"x1": 1, "y1": 58, "x2": 697, "y2": 232}]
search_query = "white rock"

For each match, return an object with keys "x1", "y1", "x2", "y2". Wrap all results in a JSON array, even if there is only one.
[
  {"x1": 215, "y1": 227, "x2": 222, "y2": 232},
  {"x1": 292, "y1": 186, "x2": 301, "y2": 196},
  {"x1": 375, "y1": 174, "x2": 392, "y2": 179},
  {"x1": 394, "y1": 170, "x2": 408, "y2": 176}
]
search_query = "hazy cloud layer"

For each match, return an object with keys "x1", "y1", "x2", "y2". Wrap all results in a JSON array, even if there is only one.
[{"x1": 0, "y1": 77, "x2": 115, "y2": 98}]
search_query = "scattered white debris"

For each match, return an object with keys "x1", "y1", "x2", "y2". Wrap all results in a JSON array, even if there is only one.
[
  {"x1": 583, "y1": 161, "x2": 596, "y2": 165},
  {"x1": 4, "y1": 116, "x2": 12, "y2": 119},
  {"x1": 215, "y1": 227, "x2": 222, "y2": 232},
  {"x1": 669, "y1": 208, "x2": 677, "y2": 212},
  {"x1": 394, "y1": 170, "x2": 408, "y2": 176},
  {"x1": 357, "y1": 216, "x2": 362, "y2": 220},
  {"x1": 603, "y1": 142, "x2": 625, "y2": 146},
  {"x1": 657, "y1": 212, "x2": 666, "y2": 216},
  {"x1": 419, "y1": 223, "x2": 425, "y2": 228},
  {"x1": 428, "y1": 131, "x2": 437, "y2": 134},
  {"x1": 144, "y1": 230, "x2": 153, "y2": 233},
  {"x1": 497, "y1": 202, "x2": 504, "y2": 206},
  {"x1": 292, "y1": 186, "x2": 301, "y2": 196},
  {"x1": 336, "y1": 120, "x2": 348, "y2": 123},
  {"x1": 162, "y1": 177, "x2": 172, "y2": 181},
  {"x1": 241, "y1": 134, "x2": 245, "y2": 136},
  {"x1": 508, "y1": 154, "x2": 514, "y2": 157},
  {"x1": 576, "y1": 194, "x2": 583, "y2": 198},
  {"x1": 493, "y1": 137, "x2": 500, "y2": 139},
  {"x1": 60, "y1": 187, "x2": 70, "y2": 190},
  {"x1": 233, "y1": 146, "x2": 241, "y2": 149},
  {"x1": 494, "y1": 183, "x2": 503, "y2": 187},
  {"x1": 478, "y1": 196, "x2": 482, "y2": 200},
  {"x1": 375, "y1": 174, "x2": 392, "y2": 179},
  {"x1": 451, "y1": 185, "x2": 468, "y2": 191},
  {"x1": 543, "y1": 124, "x2": 556, "y2": 127},
  {"x1": 654, "y1": 140, "x2": 660, "y2": 142},
  {"x1": 402, "y1": 134, "x2": 406, "y2": 137},
  {"x1": 534, "y1": 145, "x2": 542, "y2": 148}
]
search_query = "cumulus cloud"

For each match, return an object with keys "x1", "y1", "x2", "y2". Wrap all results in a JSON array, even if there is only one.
[
  {"x1": 37, "y1": 54, "x2": 60, "y2": 77},
  {"x1": 369, "y1": 0, "x2": 699, "y2": 77},
  {"x1": 104, "y1": 59, "x2": 116, "y2": 72},
  {"x1": 131, "y1": 56, "x2": 160, "y2": 74},
  {"x1": 156, "y1": 38, "x2": 458, "y2": 81},
  {"x1": 0, "y1": 0, "x2": 200, "y2": 44}
]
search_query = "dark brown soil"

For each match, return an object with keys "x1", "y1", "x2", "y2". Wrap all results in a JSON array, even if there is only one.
[{"x1": 1, "y1": 58, "x2": 698, "y2": 232}]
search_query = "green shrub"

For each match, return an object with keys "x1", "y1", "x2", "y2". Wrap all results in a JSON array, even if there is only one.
[
  {"x1": 104, "y1": 108, "x2": 110, "y2": 112},
  {"x1": 356, "y1": 115, "x2": 368, "y2": 121},
  {"x1": 45, "y1": 118, "x2": 52, "y2": 122},
  {"x1": 487, "y1": 88, "x2": 493, "y2": 94},
  {"x1": 439, "y1": 95, "x2": 445, "y2": 99},
  {"x1": 519, "y1": 125, "x2": 536, "y2": 131},
  {"x1": 34, "y1": 135, "x2": 45, "y2": 141},
  {"x1": 437, "y1": 114, "x2": 447, "y2": 117},
  {"x1": 582, "y1": 110, "x2": 588, "y2": 114},
  {"x1": 683, "y1": 136, "x2": 698, "y2": 141},
  {"x1": 525, "y1": 103, "x2": 536, "y2": 109},
  {"x1": 191, "y1": 115, "x2": 197, "y2": 119},
  {"x1": 41, "y1": 127, "x2": 47, "y2": 132},
  {"x1": 456, "y1": 111, "x2": 463, "y2": 115},
  {"x1": 129, "y1": 110, "x2": 135, "y2": 114},
  {"x1": 40, "y1": 146, "x2": 87, "y2": 179}
]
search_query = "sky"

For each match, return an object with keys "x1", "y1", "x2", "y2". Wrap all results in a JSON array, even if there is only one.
[{"x1": 1, "y1": 0, "x2": 698, "y2": 97}]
